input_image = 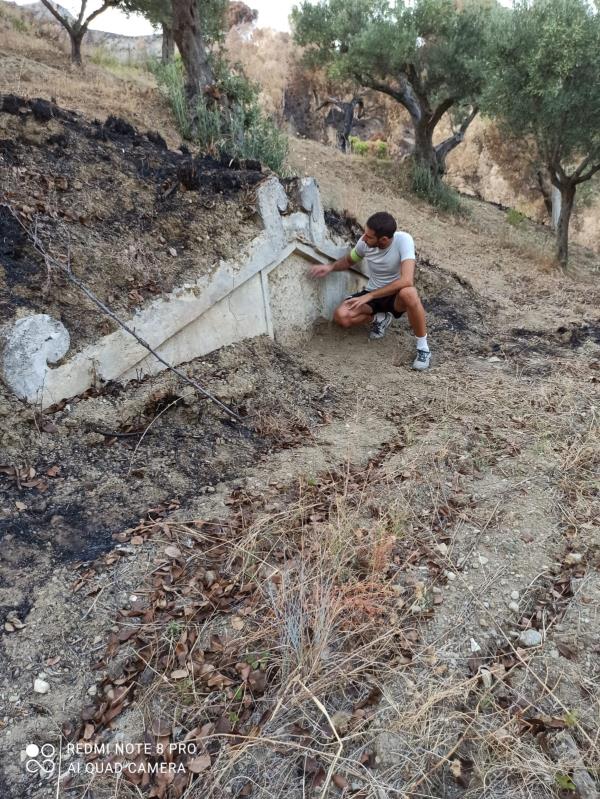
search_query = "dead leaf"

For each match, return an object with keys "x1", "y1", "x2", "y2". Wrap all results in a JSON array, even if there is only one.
[
  {"x1": 83, "y1": 723, "x2": 95, "y2": 740},
  {"x1": 15, "y1": 501, "x2": 26, "y2": 511},
  {"x1": 332, "y1": 774, "x2": 349, "y2": 790},
  {"x1": 170, "y1": 669, "x2": 189, "y2": 680},
  {"x1": 450, "y1": 759, "x2": 462, "y2": 779},
  {"x1": 231, "y1": 616, "x2": 244, "y2": 631},
  {"x1": 556, "y1": 641, "x2": 577, "y2": 660},
  {"x1": 188, "y1": 753, "x2": 211, "y2": 773},
  {"x1": 131, "y1": 536, "x2": 144, "y2": 545},
  {"x1": 164, "y1": 545, "x2": 182, "y2": 559}
]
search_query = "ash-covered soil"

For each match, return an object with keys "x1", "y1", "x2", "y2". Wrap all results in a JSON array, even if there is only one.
[
  {"x1": 0, "y1": 337, "x2": 341, "y2": 618},
  {"x1": 0, "y1": 94, "x2": 265, "y2": 351}
]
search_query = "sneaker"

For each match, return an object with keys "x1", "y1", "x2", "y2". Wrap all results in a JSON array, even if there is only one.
[
  {"x1": 369, "y1": 312, "x2": 393, "y2": 340},
  {"x1": 412, "y1": 349, "x2": 431, "y2": 370}
]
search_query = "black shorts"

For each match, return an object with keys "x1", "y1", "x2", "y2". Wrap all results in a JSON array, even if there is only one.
[{"x1": 348, "y1": 289, "x2": 404, "y2": 318}]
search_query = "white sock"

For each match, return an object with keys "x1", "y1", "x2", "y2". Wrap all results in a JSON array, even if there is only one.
[{"x1": 416, "y1": 335, "x2": 429, "y2": 352}]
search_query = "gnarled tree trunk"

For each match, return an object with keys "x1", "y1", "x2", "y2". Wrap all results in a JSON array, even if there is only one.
[{"x1": 171, "y1": 0, "x2": 215, "y2": 101}]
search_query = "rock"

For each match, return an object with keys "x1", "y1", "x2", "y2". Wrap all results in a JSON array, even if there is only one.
[
  {"x1": 168, "y1": 247, "x2": 177, "y2": 257},
  {"x1": 445, "y1": 571, "x2": 456, "y2": 581},
  {"x1": 1, "y1": 314, "x2": 70, "y2": 403},
  {"x1": 479, "y1": 669, "x2": 493, "y2": 689},
  {"x1": 565, "y1": 552, "x2": 583, "y2": 565},
  {"x1": 436, "y1": 543, "x2": 448, "y2": 556},
  {"x1": 519, "y1": 629, "x2": 542, "y2": 647},
  {"x1": 508, "y1": 601, "x2": 519, "y2": 613},
  {"x1": 33, "y1": 678, "x2": 50, "y2": 694},
  {"x1": 478, "y1": 555, "x2": 489, "y2": 565},
  {"x1": 510, "y1": 590, "x2": 519, "y2": 600},
  {"x1": 470, "y1": 638, "x2": 481, "y2": 653}
]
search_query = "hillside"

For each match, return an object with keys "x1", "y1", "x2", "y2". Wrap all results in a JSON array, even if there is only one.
[{"x1": 1, "y1": 11, "x2": 600, "y2": 799}]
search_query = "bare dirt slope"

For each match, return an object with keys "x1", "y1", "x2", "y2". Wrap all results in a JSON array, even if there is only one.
[{"x1": 1, "y1": 135, "x2": 600, "y2": 799}]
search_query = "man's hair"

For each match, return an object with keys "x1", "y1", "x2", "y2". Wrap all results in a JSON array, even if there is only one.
[{"x1": 366, "y1": 211, "x2": 397, "y2": 239}]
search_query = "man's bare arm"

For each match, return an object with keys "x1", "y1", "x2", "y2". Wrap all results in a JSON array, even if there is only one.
[{"x1": 309, "y1": 252, "x2": 355, "y2": 278}]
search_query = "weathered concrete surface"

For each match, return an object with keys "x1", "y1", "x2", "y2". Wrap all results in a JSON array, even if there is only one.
[
  {"x1": 1, "y1": 177, "x2": 365, "y2": 408},
  {"x1": 1, "y1": 314, "x2": 70, "y2": 405}
]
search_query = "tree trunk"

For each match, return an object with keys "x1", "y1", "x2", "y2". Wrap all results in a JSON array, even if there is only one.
[
  {"x1": 171, "y1": 0, "x2": 215, "y2": 101},
  {"x1": 413, "y1": 119, "x2": 439, "y2": 179},
  {"x1": 556, "y1": 182, "x2": 575, "y2": 267},
  {"x1": 162, "y1": 22, "x2": 174, "y2": 64},
  {"x1": 70, "y1": 29, "x2": 84, "y2": 66}
]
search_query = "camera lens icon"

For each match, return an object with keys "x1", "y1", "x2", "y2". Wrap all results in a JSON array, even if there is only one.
[{"x1": 25, "y1": 743, "x2": 56, "y2": 777}]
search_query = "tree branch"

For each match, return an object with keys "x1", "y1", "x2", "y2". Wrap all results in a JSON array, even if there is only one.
[
  {"x1": 356, "y1": 74, "x2": 422, "y2": 122},
  {"x1": 574, "y1": 160, "x2": 600, "y2": 184},
  {"x1": 6, "y1": 206, "x2": 244, "y2": 424},
  {"x1": 39, "y1": 0, "x2": 73, "y2": 32},
  {"x1": 434, "y1": 105, "x2": 478, "y2": 170},
  {"x1": 429, "y1": 97, "x2": 455, "y2": 132},
  {"x1": 76, "y1": 0, "x2": 88, "y2": 27},
  {"x1": 83, "y1": 0, "x2": 116, "y2": 28}
]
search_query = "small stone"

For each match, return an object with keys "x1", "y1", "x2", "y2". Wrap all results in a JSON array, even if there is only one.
[
  {"x1": 478, "y1": 555, "x2": 489, "y2": 565},
  {"x1": 436, "y1": 543, "x2": 448, "y2": 556},
  {"x1": 8, "y1": 695, "x2": 19, "y2": 702},
  {"x1": 510, "y1": 590, "x2": 519, "y2": 601},
  {"x1": 445, "y1": 571, "x2": 456, "y2": 581},
  {"x1": 479, "y1": 669, "x2": 493, "y2": 689},
  {"x1": 519, "y1": 629, "x2": 542, "y2": 647},
  {"x1": 87, "y1": 685, "x2": 97, "y2": 696},
  {"x1": 565, "y1": 552, "x2": 583, "y2": 565},
  {"x1": 206, "y1": 486, "x2": 216, "y2": 493},
  {"x1": 479, "y1": 617, "x2": 488, "y2": 627},
  {"x1": 508, "y1": 601, "x2": 519, "y2": 613},
  {"x1": 470, "y1": 638, "x2": 481, "y2": 653},
  {"x1": 168, "y1": 247, "x2": 177, "y2": 257},
  {"x1": 33, "y1": 678, "x2": 50, "y2": 694}
]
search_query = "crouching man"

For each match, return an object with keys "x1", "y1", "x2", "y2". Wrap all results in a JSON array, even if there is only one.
[{"x1": 310, "y1": 211, "x2": 431, "y2": 370}]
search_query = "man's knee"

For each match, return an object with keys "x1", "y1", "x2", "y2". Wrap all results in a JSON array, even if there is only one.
[
  {"x1": 398, "y1": 286, "x2": 420, "y2": 307},
  {"x1": 334, "y1": 307, "x2": 353, "y2": 328}
]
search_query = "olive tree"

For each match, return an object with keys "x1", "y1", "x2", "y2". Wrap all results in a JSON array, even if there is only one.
[
  {"x1": 483, "y1": 0, "x2": 600, "y2": 266},
  {"x1": 39, "y1": 0, "x2": 116, "y2": 66},
  {"x1": 291, "y1": 0, "x2": 492, "y2": 182}
]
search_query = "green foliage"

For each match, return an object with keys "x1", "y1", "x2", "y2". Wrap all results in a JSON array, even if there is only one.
[
  {"x1": 153, "y1": 59, "x2": 192, "y2": 138},
  {"x1": 506, "y1": 208, "x2": 525, "y2": 227},
  {"x1": 554, "y1": 772, "x2": 576, "y2": 792},
  {"x1": 375, "y1": 140, "x2": 388, "y2": 159},
  {"x1": 118, "y1": 0, "x2": 227, "y2": 45},
  {"x1": 292, "y1": 0, "x2": 491, "y2": 115},
  {"x1": 411, "y1": 162, "x2": 463, "y2": 214},
  {"x1": 154, "y1": 58, "x2": 288, "y2": 174},
  {"x1": 349, "y1": 135, "x2": 368, "y2": 155},
  {"x1": 348, "y1": 135, "x2": 389, "y2": 158},
  {"x1": 482, "y1": 0, "x2": 600, "y2": 172},
  {"x1": 11, "y1": 15, "x2": 30, "y2": 33}
]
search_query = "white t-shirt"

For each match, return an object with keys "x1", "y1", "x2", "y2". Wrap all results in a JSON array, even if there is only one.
[{"x1": 351, "y1": 231, "x2": 416, "y2": 290}]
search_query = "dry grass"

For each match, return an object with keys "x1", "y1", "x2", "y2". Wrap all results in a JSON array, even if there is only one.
[{"x1": 0, "y1": 10, "x2": 180, "y2": 145}]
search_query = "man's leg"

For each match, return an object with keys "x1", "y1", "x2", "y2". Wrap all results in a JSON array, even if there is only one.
[
  {"x1": 394, "y1": 287, "x2": 431, "y2": 369},
  {"x1": 333, "y1": 300, "x2": 373, "y2": 329}
]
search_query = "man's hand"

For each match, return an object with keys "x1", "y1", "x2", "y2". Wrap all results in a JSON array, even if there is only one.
[
  {"x1": 309, "y1": 263, "x2": 334, "y2": 278},
  {"x1": 344, "y1": 294, "x2": 371, "y2": 312}
]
